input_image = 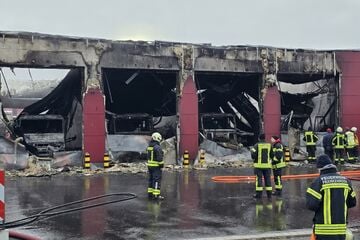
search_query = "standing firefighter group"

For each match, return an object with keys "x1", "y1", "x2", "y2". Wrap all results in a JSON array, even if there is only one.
[
  {"x1": 304, "y1": 126, "x2": 359, "y2": 164},
  {"x1": 145, "y1": 131, "x2": 357, "y2": 239},
  {"x1": 251, "y1": 133, "x2": 357, "y2": 240},
  {"x1": 251, "y1": 134, "x2": 286, "y2": 199}
]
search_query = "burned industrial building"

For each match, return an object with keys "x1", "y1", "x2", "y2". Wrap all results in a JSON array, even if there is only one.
[
  {"x1": 103, "y1": 69, "x2": 177, "y2": 136},
  {"x1": 196, "y1": 72, "x2": 260, "y2": 146},
  {"x1": 278, "y1": 74, "x2": 337, "y2": 132},
  {"x1": 0, "y1": 31, "x2": 359, "y2": 168}
]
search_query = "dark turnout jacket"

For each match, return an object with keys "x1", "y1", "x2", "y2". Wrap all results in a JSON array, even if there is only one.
[
  {"x1": 322, "y1": 132, "x2": 334, "y2": 151},
  {"x1": 251, "y1": 142, "x2": 272, "y2": 169},
  {"x1": 306, "y1": 166, "x2": 356, "y2": 236},
  {"x1": 271, "y1": 141, "x2": 285, "y2": 169},
  {"x1": 147, "y1": 140, "x2": 164, "y2": 168}
]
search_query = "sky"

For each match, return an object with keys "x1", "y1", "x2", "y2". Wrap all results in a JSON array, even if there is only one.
[
  {"x1": 0, "y1": 0, "x2": 359, "y2": 50},
  {"x1": 0, "y1": 0, "x2": 359, "y2": 81}
]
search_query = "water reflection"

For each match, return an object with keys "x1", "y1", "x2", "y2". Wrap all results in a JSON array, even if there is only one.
[
  {"x1": 177, "y1": 169, "x2": 200, "y2": 229},
  {"x1": 147, "y1": 201, "x2": 161, "y2": 221},
  {"x1": 81, "y1": 175, "x2": 109, "y2": 238},
  {"x1": 4, "y1": 166, "x2": 360, "y2": 239},
  {"x1": 254, "y1": 198, "x2": 286, "y2": 231}
]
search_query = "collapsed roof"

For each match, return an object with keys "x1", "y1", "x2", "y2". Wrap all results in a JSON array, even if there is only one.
[{"x1": 10, "y1": 69, "x2": 83, "y2": 154}]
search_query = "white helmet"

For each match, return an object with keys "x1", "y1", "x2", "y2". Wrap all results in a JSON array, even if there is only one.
[
  {"x1": 336, "y1": 127, "x2": 343, "y2": 133},
  {"x1": 151, "y1": 132, "x2": 162, "y2": 142},
  {"x1": 351, "y1": 127, "x2": 357, "y2": 132}
]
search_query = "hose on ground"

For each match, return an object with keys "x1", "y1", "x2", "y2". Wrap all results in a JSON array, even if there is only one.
[
  {"x1": 1, "y1": 192, "x2": 137, "y2": 229},
  {"x1": 212, "y1": 170, "x2": 360, "y2": 183}
]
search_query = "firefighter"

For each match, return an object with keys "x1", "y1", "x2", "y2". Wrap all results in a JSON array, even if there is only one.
[
  {"x1": 251, "y1": 133, "x2": 272, "y2": 199},
  {"x1": 303, "y1": 127, "x2": 319, "y2": 162},
  {"x1": 351, "y1": 127, "x2": 358, "y2": 162},
  {"x1": 270, "y1": 136, "x2": 285, "y2": 196},
  {"x1": 332, "y1": 127, "x2": 346, "y2": 164},
  {"x1": 345, "y1": 127, "x2": 357, "y2": 163},
  {"x1": 306, "y1": 154, "x2": 356, "y2": 240},
  {"x1": 322, "y1": 128, "x2": 334, "y2": 160},
  {"x1": 147, "y1": 132, "x2": 164, "y2": 200}
]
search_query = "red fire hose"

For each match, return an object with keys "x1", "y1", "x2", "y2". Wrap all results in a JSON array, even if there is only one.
[
  {"x1": 212, "y1": 170, "x2": 360, "y2": 183},
  {"x1": 9, "y1": 231, "x2": 41, "y2": 240}
]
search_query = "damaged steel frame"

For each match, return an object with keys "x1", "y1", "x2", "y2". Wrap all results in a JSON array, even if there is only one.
[{"x1": 0, "y1": 31, "x2": 342, "y2": 165}]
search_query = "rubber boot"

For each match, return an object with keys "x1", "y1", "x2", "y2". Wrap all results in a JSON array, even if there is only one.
[
  {"x1": 153, "y1": 195, "x2": 165, "y2": 201},
  {"x1": 266, "y1": 191, "x2": 272, "y2": 199},
  {"x1": 157, "y1": 195, "x2": 165, "y2": 200},
  {"x1": 272, "y1": 190, "x2": 282, "y2": 196},
  {"x1": 253, "y1": 192, "x2": 262, "y2": 199}
]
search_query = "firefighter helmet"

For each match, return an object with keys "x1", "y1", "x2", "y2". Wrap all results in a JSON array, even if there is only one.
[
  {"x1": 336, "y1": 127, "x2": 343, "y2": 133},
  {"x1": 151, "y1": 132, "x2": 162, "y2": 142},
  {"x1": 351, "y1": 127, "x2": 357, "y2": 132}
]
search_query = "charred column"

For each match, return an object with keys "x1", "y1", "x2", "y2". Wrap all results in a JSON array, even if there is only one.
[
  {"x1": 83, "y1": 63, "x2": 105, "y2": 163},
  {"x1": 260, "y1": 48, "x2": 279, "y2": 140},
  {"x1": 82, "y1": 42, "x2": 109, "y2": 163},
  {"x1": 176, "y1": 46, "x2": 199, "y2": 162}
]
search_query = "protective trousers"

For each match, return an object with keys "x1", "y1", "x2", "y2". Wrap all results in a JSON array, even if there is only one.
[
  {"x1": 324, "y1": 148, "x2": 334, "y2": 161},
  {"x1": 346, "y1": 147, "x2": 357, "y2": 163},
  {"x1": 254, "y1": 168, "x2": 272, "y2": 197},
  {"x1": 334, "y1": 149, "x2": 345, "y2": 164},
  {"x1": 148, "y1": 168, "x2": 162, "y2": 199},
  {"x1": 306, "y1": 145, "x2": 316, "y2": 162},
  {"x1": 314, "y1": 234, "x2": 345, "y2": 240},
  {"x1": 273, "y1": 168, "x2": 283, "y2": 193}
]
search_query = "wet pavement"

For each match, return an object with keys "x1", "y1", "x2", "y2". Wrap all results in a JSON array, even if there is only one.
[{"x1": 4, "y1": 165, "x2": 360, "y2": 240}]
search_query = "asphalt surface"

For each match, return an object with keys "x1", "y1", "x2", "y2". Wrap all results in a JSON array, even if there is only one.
[{"x1": 4, "y1": 165, "x2": 360, "y2": 240}]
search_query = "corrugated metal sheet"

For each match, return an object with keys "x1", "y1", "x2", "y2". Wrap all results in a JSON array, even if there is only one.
[
  {"x1": 337, "y1": 52, "x2": 360, "y2": 138},
  {"x1": 83, "y1": 88, "x2": 105, "y2": 163},
  {"x1": 263, "y1": 86, "x2": 281, "y2": 141},
  {"x1": 179, "y1": 76, "x2": 198, "y2": 161}
]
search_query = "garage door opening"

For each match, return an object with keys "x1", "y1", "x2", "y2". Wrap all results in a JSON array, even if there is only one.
[
  {"x1": 195, "y1": 72, "x2": 260, "y2": 147},
  {"x1": 102, "y1": 68, "x2": 177, "y2": 161},
  {"x1": 0, "y1": 67, "x2": 83, "y2": 157},
  {"x1": 278, "y1": 74, "x2": 338, "y2": 132}
]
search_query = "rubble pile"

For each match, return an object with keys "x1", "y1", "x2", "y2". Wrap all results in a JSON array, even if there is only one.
[
  {"x1": 3, "y1": 138, "x2": 328, "y2": 178},
  {"x1": 6, "y1": 156, "x2": 58, "y2": 177},
  {"x1": 206, "y1": 158, "x2": 252, "y2": 168},
  {"x1": 105, "y1": 162, "x2": 148, "y2": 174}
]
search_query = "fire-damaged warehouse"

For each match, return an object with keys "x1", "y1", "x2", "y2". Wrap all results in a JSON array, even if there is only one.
[{"x1": 0, "y1": 31, "x2": 360, "y2": 168}]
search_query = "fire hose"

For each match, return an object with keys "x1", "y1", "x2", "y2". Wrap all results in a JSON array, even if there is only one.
[
  {"x1": 1, "y1": 192, "x2": 137, "y2": 229},
  {"x1": 212, "y1": 170, "x2": 360, "y2": 183}
]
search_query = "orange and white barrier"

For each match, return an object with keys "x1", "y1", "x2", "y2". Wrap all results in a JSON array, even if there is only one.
[
  {"x1": 0, "y1": 169, "x2": 9, "y2": 240},
  {"x1": 0, "y1": 169, "x2": 4, "y2": 224}
]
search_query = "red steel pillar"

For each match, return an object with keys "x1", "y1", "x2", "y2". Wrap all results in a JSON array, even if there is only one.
[
  {"x1": 337, "y1": 51, "x2": 360, "y2": 139},
  {"x1": 177, "y1": 46, "x2": 198, "y2": 162},
  {"x1": 83, "y1": 88, "x2": 105, "y2": 163},
  {"x1": 263, "y1": 86, "x2": 281, "y2": 141},
  {"x1": 179, "y1": 76, "x2": 198, "y2": 161}
]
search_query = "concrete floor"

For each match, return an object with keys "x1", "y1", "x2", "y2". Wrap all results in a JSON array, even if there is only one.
[{"x1": 4, "y1": 165, "x2": 360, "y2": 240}]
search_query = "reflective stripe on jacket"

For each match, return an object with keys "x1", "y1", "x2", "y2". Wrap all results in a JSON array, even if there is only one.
[
  {"x1": 272, "y1": 142, "x2": 286, "y2": 169},
  {"x1": 303, "y1": 131, "x2": 318, "y2": 146},
  {"x1": 147, "y1": 140, "x2": 164, "y2": 168},
  {"x1": 252, "y1": 142, "x2": 272, "y2": 169},
  {"x1": 306, "y1": 168, "x2": 357, "y2": 236},
  {"x1": 345, "y1": 131, "x2": 356, "y2": 148},
  {"x1": 332, "y1": 133, "x2": 346, "y2": 149}
]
